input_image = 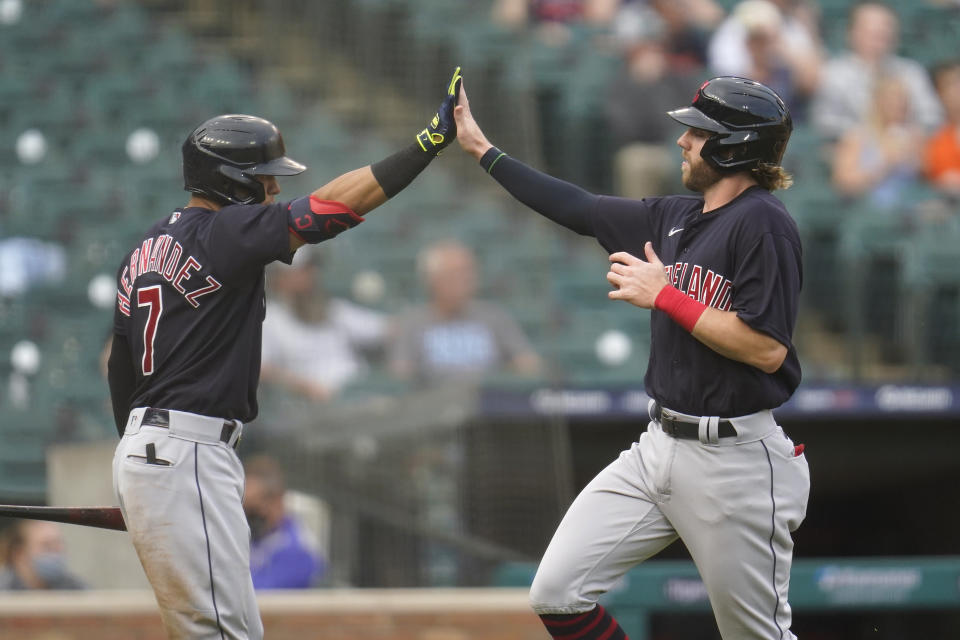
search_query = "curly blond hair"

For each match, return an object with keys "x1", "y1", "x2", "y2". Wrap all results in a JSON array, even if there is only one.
[{"x1": 751, "y1": 164, "x2": 793, "y2": 191}]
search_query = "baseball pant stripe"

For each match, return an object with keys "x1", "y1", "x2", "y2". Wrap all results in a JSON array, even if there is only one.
[
  {"x1": 760, "y1": 440, "x2": 785, "y2": 640},
  {"x1": 195, "y1": 443, "x2": 226, "y2": 640}
]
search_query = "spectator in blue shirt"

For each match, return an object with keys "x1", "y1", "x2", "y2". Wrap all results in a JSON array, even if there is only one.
[{"x1": 243, "y1": 455, "x2": 324, "y2": 589}]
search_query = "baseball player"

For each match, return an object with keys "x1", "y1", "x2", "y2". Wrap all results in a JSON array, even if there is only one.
[
  {"x1": 106, "y1": 68, "x2": 462, "y2": 639},
  {"x1": 454, "y1": 77, "x2": 810, "y2": 639}
]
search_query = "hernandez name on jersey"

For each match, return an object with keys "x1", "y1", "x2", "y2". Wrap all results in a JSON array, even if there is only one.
[{"x1": 116, "y1": 212, "x2": 222, "y2": 316}]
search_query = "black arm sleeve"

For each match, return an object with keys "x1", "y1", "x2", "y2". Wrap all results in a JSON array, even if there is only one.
[
  {"x1": 481, "y1": 147, "x2": 600, "y2": 236},
  {"x1": 107, "y1": 333, "x2": 136, "y2": 438},
  {"x1": 370, "y1": 143, "x2": 433, "y2": 198}
]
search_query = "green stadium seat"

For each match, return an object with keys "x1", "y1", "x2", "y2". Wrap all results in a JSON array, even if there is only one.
[
  {"x1": 0, "y1": 400, "x2": 57, "y2": 503},
  {"x1": 139, "y1": 29, "x2": 200, "y2": 77},
  {"x1": 899, "y1": 217, "x2": 960, "y2": 373}
]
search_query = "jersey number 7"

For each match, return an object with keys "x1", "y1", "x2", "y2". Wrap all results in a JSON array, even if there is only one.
[{"x1": 137, "y1": 286, "x2": 163, "y2": 376}]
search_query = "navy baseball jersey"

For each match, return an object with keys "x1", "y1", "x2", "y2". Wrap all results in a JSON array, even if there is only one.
[
  {"x1": 113, "y1": 198, "x2": 359, "y2": 423},
  {"x1": 591, "y1": 186, "x2": 802, "y2": 416}
]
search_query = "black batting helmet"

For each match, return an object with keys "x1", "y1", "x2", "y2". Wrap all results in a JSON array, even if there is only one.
[
  {"x1": 667, "y1": 77, "x2": 792, "y2": 173},
  {"x1": 182, "y1": 114, "x2": 306, "y2": 206}
]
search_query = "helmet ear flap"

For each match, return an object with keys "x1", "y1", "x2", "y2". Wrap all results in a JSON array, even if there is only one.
[
  {"x1": 218, "y1": 165, "x2": 265, "y2": 205},
  {"x1": 700, "y1": 136, "x2": 752, "y2": 172},
  {"x1": 701, "y1": 134, "x2": 781, "y2": 172}
]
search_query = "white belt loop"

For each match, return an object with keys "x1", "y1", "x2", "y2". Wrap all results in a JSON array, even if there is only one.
[
  {"x1": 228, "y1": 419, "x2": 244, "y2": 448},
  {"x1": 698, "y1": 415, "x2": 721, "y2": 445},
  {"x1": 124, "y1": 407, "x2": 147, "y2": 436}
]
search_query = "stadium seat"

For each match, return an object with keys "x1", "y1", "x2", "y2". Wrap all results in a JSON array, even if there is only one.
[{"x1": 899, "y1": 216, "x2": 960, "y2": 374}]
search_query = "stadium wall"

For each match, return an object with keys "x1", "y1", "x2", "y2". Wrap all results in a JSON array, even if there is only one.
[{"x1": 0, "y1": 588, "x2": 543, "y2": 640}]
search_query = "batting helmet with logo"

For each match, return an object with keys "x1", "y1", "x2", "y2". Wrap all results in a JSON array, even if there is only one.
[
  {"x1": 667, "y1": 77, "x2": 792, "y2": 173},
  {"x1": 182, "y1": 114, "x2": 307, "y2": 206}
]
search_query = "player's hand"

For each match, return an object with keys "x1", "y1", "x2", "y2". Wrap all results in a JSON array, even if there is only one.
[
  {"x1": 416, "y1": 66, "x2": 462, "y2": 156},
  {"x1": 454, "y1": 81, "x2": 494, "y2": 160},
  {"x1": 606, "y1": 244, "x2": 669, "y2": 309}
]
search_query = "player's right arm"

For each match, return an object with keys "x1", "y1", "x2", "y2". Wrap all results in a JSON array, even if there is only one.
[
  {"x1": 287, "y1": 67, "x2": 463, "y2": 252},
  {"x1": 107, "y1": 332, "x2": 136, "y2": 437},
  {"x1": 454, "y1": 83, "x2": 601, "y2": 236},
  {"x1": 607, "y1": 243, "x2": 793, "y2": 374}
]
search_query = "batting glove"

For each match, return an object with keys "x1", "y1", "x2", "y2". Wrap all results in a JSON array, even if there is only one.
[{"x1": 416, "y1": 66, "x2": 462, "y2": 156}]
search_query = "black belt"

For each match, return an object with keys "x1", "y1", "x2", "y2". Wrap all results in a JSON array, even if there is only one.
[
  {"x1": 653, "y1": 403, "x2": 736, "y2": 440},
  {"x1": 142, "y1": 408, "x2": 239, "y2": 446}
]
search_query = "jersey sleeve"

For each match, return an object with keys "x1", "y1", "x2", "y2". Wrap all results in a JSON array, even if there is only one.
[
  {"x1": 731, "y1": 230, "x2": 802, "y2": 348},
  {"x1": 591, "y1": 196, "x2": 660, "y2": 254},
  {"x1": 205, "y1": 202, "x2": 295, "y2": 284}
]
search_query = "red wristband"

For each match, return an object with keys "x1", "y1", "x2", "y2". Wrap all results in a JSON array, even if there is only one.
[{"x1": 654, "y1": 285, "x2": 707, "y2": 333}]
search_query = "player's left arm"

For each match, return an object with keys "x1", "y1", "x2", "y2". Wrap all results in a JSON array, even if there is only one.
[
  {"x1": 607, "y1": 244, "x2": 788, "y2": 373},
  {"x1": 287, "y1": 67, "x2": 462, "y2": 252}
]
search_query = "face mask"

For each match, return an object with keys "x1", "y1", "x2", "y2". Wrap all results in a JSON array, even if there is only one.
[
  {"x1": 246, "y1": 512, "x2": 270, "y2": 542},
  {"x1": 31, "y1": 552, "x2": 71, "y2": 586}
]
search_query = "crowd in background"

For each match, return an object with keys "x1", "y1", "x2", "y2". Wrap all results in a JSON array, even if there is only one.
[
  {"x1": 259, "y1": 239, "x2": 543, "y2": 408},
  {"x1": 3, "y1": 0, "x2": 956, "y2": 430},
  {"x1": 501, "y1": 0, "x2": 960, "y2": 208},
  {"x1": 2, "y1": 0, "x2": 958, "y2": 399},
  {"x1": 255, "y1": 0, "x2": 960, "y2": 402}
]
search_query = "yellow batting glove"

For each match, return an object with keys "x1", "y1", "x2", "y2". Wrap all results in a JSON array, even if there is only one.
[{"x1": 416, "y1": 66, "x2": 462, "y2": 156}]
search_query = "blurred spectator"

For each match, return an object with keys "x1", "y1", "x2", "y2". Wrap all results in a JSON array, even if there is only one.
[
  {"x1": 261, "y1": 248, "x2": 388, "y2": 402},
  {"x1": 389, "y1": 240, "x2": 540, "y2": 386},
  {"x1": 811, "y1": 1, "x2": 942, "y2": 140},
  {"x1": 604, "y1": 9, "x2": 702, "y2": 198},
  {"x1": 0, "y1": 237, "x2": 66, "y2": 297},
  {"x1": 707, "y1": 0, "x2": 822, "y2": 121},
  {"x1": 644, "y1": 0, "x2": 725, "y2": 71},
  {"x1": 924, "y1": 60, "x2": 960, "y2": 198},
  {"x1": 491, "y1": 0, "x2": 615, "y2": 189},
  {"x1": 831, "y1": 74, "x2": 925, "y2": 210},
  {"x1": 0, "y1": 520, "x2": 86, "y2": 590},
  {"x1": 492, "y1": 0, "x2": 617, "y2": 31},
  {"x1": 244, "y1": 455, "x2": 324, "y2": 589}
]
